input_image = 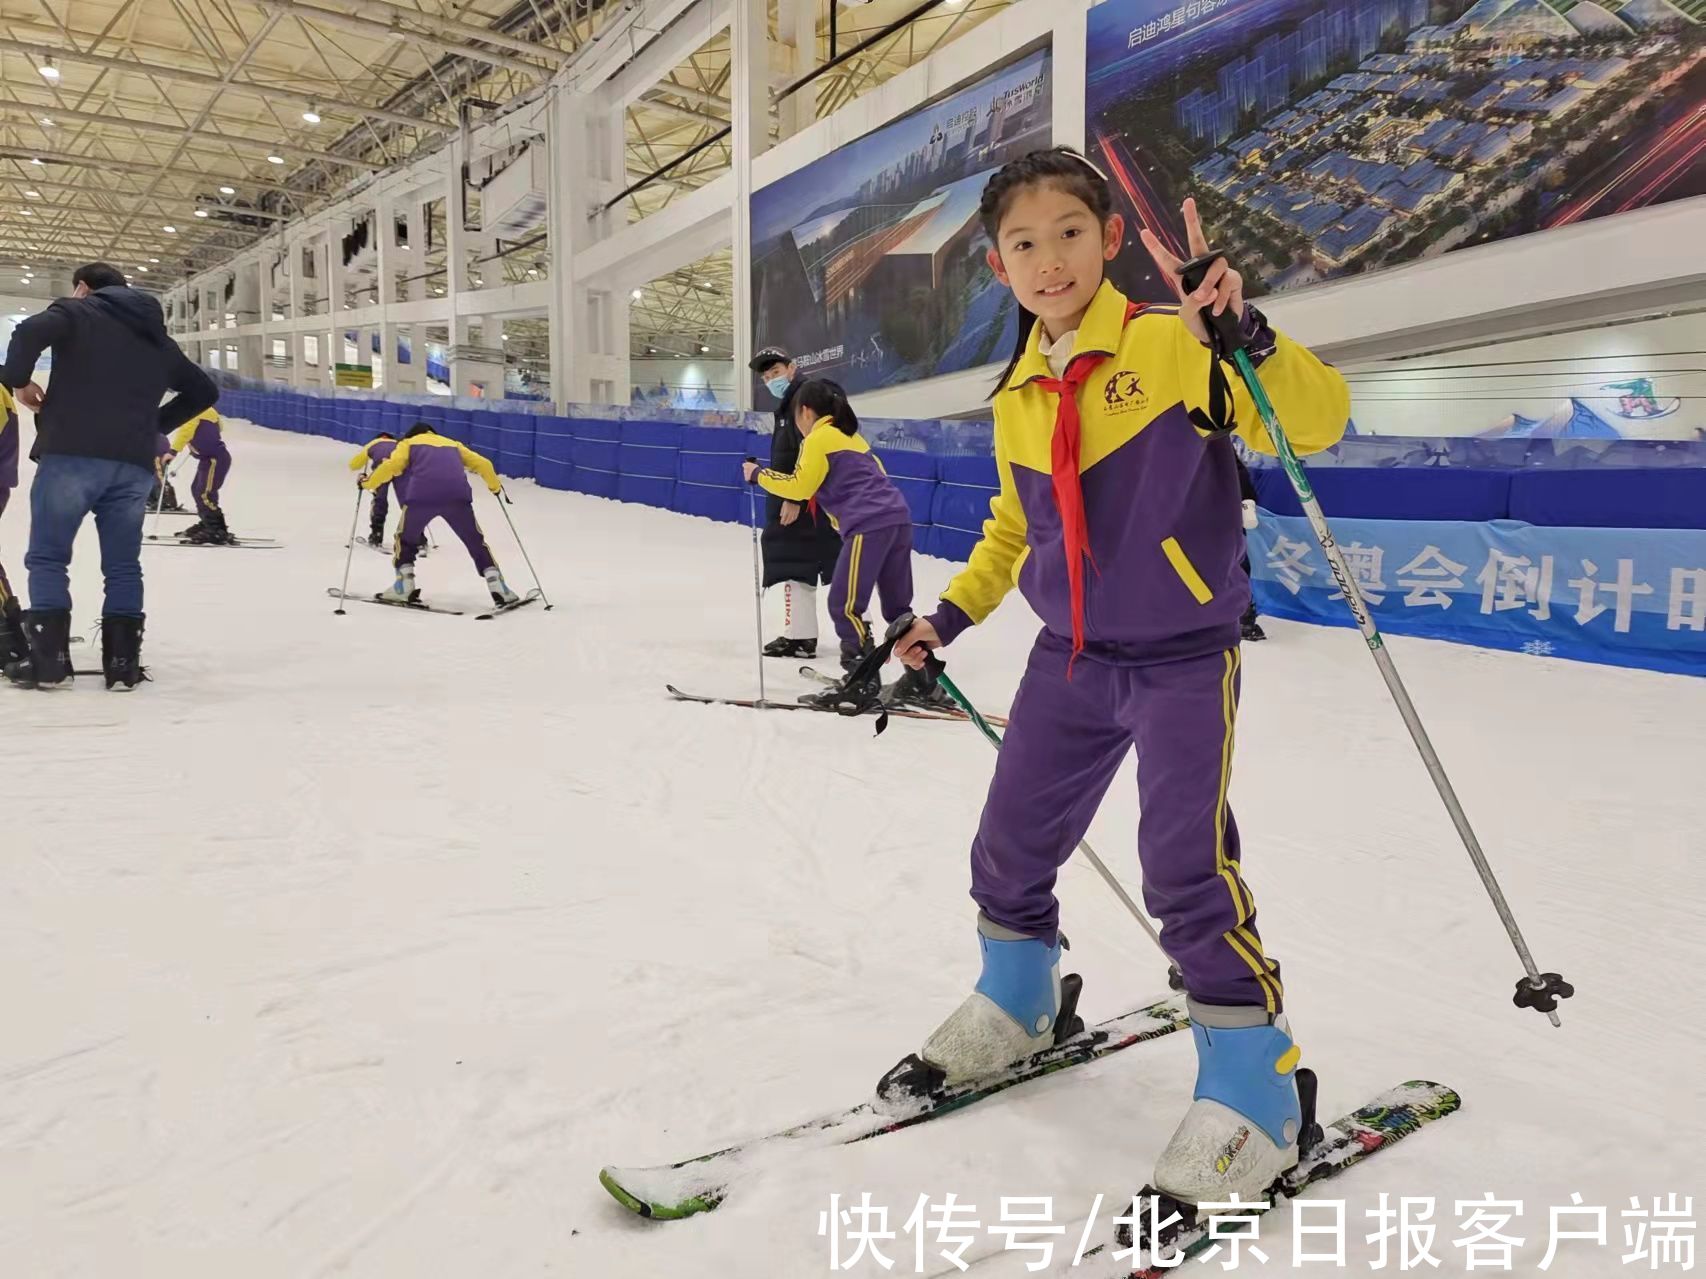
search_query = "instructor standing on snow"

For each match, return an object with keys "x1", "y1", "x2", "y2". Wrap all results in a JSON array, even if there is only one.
[
  {"x1": 750, "y1": 346, "x2": 840, "y2": 660},
  {"x1": 0, "y1": 262, "x2": 218, "y2": 690}
]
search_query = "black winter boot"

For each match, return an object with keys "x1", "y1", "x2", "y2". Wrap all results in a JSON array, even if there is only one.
[
  {"x1": 838, "y1": 630, "x2": 875, "y2": 673},
  {"x1": 101, "y1": 614, "x2": 147, "y2": 690},
  {"x1": 886, "y1": 665, "x2": 954, "y2": 710},
  {"x1": 762, "y1": 635, "x2": 817, "y2": 659},
  {"x1": 185, "y1": 511, "x2": 235, "y2": 545},
  {"x1": 5, "y1": 608, "x2": 73, "y2": 688},
  {"x1": 799, "y1": 664, "x2": 883, "y2": 713},
  {"x1": 0, "y1": 595, "x2": 26, "y2": 668}
]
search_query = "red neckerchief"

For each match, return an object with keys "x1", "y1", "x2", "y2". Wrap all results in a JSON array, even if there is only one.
[{"x1": 1027, "y1": 301, "x2": 1145, "y2": 672}]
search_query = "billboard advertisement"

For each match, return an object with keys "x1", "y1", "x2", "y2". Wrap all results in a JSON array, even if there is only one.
[
  {"x1": 1085, "y1": 0, "x2": 1706, "y2": 304},
  {"x1": 750, "y1": 48, "x2": 1053, "y2": 399}
]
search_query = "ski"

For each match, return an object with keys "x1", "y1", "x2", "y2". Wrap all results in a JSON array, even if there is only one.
[
  {"x1": 798, "y1": 665, "x2": 1010, "y2": 728},
  {"x1": 1074, "y1": 1080, "x2": 1462, "y2": 1277},
  {"x1": 475, "y1": 590, "x2": 542, "y2": 621},
  {"x1": 325, "y1": 587, "x2": 464, "y2": 616},
  {"x1": 598, "y1": 994, "x2": 1189, "y2": 1221},
  {"x1": 147, "y1": 537, "x2": 281, "y2": 550},
  {"x1": 667, "y1": 683, "x2": 997, "y2": 725}
]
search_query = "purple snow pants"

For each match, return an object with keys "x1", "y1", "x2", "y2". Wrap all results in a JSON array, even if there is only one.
[
  {"x1": 191, "y1": 451, "x2": 231, "y2": 518},
  {"x1": 828, "y1": 521, "x2": 913, "y2": 661},
  {"x1": 395, "y1": 500, "x2": 494, "y2": 574},
  {"x1": 0, "y1": 488, "x2": 14, "y2": 607},
  {"x1": 970, "y1": 631, "x2": 1283, "y2": 1014}
]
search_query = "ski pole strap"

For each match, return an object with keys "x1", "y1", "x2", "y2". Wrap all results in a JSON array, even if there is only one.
[
  {"x1": 834, "y1": 611, "x2": 949, "y2": 737},
  {"x1": 1177, "y1": 249, "x2": 1248, "y2": 438}
]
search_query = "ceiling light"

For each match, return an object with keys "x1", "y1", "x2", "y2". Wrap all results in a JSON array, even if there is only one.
[
  {"x1": 699, "y1": 344, "x2": 709, "y2": 353},
  {"x1": 527, "y1": 267, "x2": 538, "y2": 276},
  {"x1": 149, "y1": 257, "x2": 159, "y2": 263},
  {"x1": 219, "y1": 185, "x2": 235, "y2": 195},
  {"x1": 631, "y1": 288, "x2": 642, "y2": 301},
  {"x1": 29, "y1": 158, "x2": 42, "y2": 166},
  {"x1": 501, "y1": 334, "x2": 509, "y2": 342},
  {"x1": 302, "y1": 109, "x2": 320, "y2": 125},
  {"x1": 163, "y1": 225, "x2": 176, "y2": 233},
  {"x1": 23, "y1": 190, "x2": 38, "y2": 198},
  {"x1": 266, "y1": 154, "x2": 284, "y2": 164},
  {"x1": 21, "y1": 210, "x2": 32, "y2": 217},
  {"x1": 39, "y1": 58, "x2": 59, "y2": 80},
  {"x1": 194, "y1": 209, "x2": 209, "y2": 218},
  {"x1": 39, "y1": 117, "x2": 53, "y2": 127}
]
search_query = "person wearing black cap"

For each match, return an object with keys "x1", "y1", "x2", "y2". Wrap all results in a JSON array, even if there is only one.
[{"x1": 749, "y1": 345, "x2": 842, "y2": 659}]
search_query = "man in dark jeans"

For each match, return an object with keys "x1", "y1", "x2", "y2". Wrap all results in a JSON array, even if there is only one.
[
  {"x1": 1, "y1": 262, "x2": 218, "y2": 690},
  {"x1": 749, "y1": 345, "x2": 842, "y2": 659}
]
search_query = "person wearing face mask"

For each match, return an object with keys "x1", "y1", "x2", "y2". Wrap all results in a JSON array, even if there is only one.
[{"x1": 749, "y1": 346, "x2": 842, "y2": 660}]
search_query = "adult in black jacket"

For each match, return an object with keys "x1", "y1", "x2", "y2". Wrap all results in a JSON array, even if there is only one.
[
  {"x1": 0, "y1": 262, "x2": 218, "y2": 689},
  {"x1": 751, "y1": 346, "x2": 841, "y2": 659}
]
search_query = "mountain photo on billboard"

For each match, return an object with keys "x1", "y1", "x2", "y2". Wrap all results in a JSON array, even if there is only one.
[
  {"x1": 750, "y1": 49, "x2": 1053, "y2": 399},
  {"x1": 1085, "y1": 0, "x2": 1706, "y2": 304}
]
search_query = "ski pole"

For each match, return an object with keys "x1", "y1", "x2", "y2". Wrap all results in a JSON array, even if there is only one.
[
  {"x1": 148, "y1": 453, "x2": 189, "y2": 541},
  {"x1": 491, "y1": 488, "x2": 553, "y2": 610},
  {"x1": 746, "y1": 472, "x2": 767, "y2": 708},
  {"x1": 1179, "y1": 251, "x2": 1573, "y2": 1026},
  {"x1": 333, "y1": 482, "x2": 364, "y2": 615},
  {"x1": 917, "y1": 649, "x2": 1173, "y2": 973}
]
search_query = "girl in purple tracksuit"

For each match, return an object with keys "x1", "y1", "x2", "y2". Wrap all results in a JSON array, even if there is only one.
[
  {"x1": 887, "y1": 148, "x2": 1350, "y2": 1207},
  {"x1": 743, "y1": 380, "x2": 941, "y2": 708}
]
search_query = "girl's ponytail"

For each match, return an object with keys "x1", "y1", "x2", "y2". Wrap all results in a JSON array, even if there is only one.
[
  {"x1": 978, "y1": 145, "x2": 1115, "y2": 398},
  {"x1": 795, "y1": 378, "x2": 859, "y2": 436}
]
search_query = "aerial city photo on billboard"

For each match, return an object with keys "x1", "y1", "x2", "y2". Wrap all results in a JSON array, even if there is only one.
[
  {"x1": 750, "y1": 48, "x2": 1052, "y2": 397},
  {"x1": 1085, "y1": 0, "x2": 1706, "y2": 304}
]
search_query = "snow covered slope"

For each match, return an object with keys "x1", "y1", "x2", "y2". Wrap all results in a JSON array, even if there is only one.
[{"x1": 2, "y1": 418, "x2": 1701, "y2": 1277}]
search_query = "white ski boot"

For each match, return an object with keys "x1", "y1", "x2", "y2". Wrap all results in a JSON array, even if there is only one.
[
  {"x1": 876, "y1": 914, "x2": 1083, "y2": 1106},
  {"x1": 378, "y1": 565, "x2": 419, "y2": 604},
  {"x1": 1152, "y1": 1002, "x2": 1303, "y2": 1205},
  {"x1": 484, "y1": 566, "x2": 521, "y2": 606}
]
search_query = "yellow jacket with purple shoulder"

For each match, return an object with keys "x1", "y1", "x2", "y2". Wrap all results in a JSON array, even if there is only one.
[
  {"x1": 363, "y1": 431, "x2": 500, "y2": 504},
  {"x1": 925, "y1": 281, "x2": 1350, "y2": 665},
  {"x1": 169, "y1": 408, "x2": 227, "y2": 462},
  {"x1": 751, "y1": 420, "x2": 912, "y2": 536}
]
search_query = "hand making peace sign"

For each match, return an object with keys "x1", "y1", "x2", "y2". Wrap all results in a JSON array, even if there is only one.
[{"x1": 1138, "y1": 197, "x2": 1244, "y2": 350}]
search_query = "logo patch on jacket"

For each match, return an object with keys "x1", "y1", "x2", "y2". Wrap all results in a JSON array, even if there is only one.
[{"x1": 1102, "y1": 370, "x2": 1149, "y2": 414}]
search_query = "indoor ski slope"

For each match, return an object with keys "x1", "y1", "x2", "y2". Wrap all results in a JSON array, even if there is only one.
[{"x1": 3, "y1": 416, "x2": 1701, "y2": 1278}]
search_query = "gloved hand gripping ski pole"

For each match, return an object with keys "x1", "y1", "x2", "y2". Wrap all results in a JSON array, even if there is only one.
[{"x1": 1177, "y1": 249, "x2": 1573, "y2": 1025}]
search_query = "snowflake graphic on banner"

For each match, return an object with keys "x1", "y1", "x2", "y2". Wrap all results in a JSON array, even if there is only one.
[{"x1": 1521, "y1": 640, "x2": 1556, "y2": 657}]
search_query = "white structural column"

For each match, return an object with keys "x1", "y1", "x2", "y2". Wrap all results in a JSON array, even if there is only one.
[
  {"x1": 729, "y1": 0, "x2": 769, "y2": 409},
  {"x1": 288, "y1": 240, "x2": 307, "y2": 387},
  {"x1": 327, "y1": 226, "x2": 349, "y2": 387},
  {"x1": 546, "y1": 86, "x2": 629, "y2": 406},
  {"x1": 777, "y1": 0, "x2": 817, "y2": 139}
]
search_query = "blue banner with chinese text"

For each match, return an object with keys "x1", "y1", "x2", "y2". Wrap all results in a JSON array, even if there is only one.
[{"x1": 1249, "y1": 516, "x2": 1706, "y2": 678}]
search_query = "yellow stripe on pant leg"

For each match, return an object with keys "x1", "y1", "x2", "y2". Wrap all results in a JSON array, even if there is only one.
[
  {"x1": 1224, "y1": 927, "x2": 1280, "y2": 1015},
  {"x1": 844, "y1": 534, "x2": 866, "y2": 644},
  {"x1": 1213, "y1": 649, "x2": 1253, "y2": 924},
  {"x1": 202, "y1": 460, "x2": 220, "y2": 510}
]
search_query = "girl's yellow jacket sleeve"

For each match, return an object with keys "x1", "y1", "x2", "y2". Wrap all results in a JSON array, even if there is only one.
[
  {"x1": 457, "y1": 443, "x2": 502, "y2": 494},
  {"x1": 755, "y1": 429, "x2": 829, "y2": 501},
  {"x1": 1174, "y1": 317, "x2": 1350, "y2": 457},
  {"x1": 937, "y1": 420, "x2": 1030, "y2": 627}
]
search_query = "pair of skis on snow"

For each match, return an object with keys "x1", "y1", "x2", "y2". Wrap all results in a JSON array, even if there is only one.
[
  {"x1": 600, "y1": 992, "x2": 1460, "y2": 1272},
  {"x1": 145, "y1": 534, "x2": 282, "y2": 550},
  {"x1": 668, "y1": 665, "x2": 1011, "y2": 728},
  {"x1": 324, "y1": 585, "x2": 542, "y2": 621}
]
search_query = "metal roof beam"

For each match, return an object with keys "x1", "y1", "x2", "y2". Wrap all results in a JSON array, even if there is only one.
[
  {"x1": 0, "y1": 36, "x2": 451, "y2": 134},
  {"x1": 0, "y1": 100, "x2": 380, "y2": 171},
  {"x1": 246, "y1": 0, "x2": 553, "y2": 78},
  {"x1": 0, "y1": 145, "x2": 295, "y2": 192}
]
